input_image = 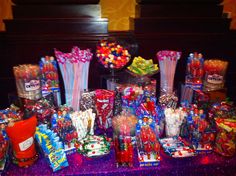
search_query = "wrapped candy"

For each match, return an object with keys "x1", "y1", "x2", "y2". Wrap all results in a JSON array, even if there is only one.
[
  {"x1": 112, "y1": 111, "x2": 137, "y2": 167},
  {"x1": 0, "y1": 124, "x2": 9, "y2": 172},
  {"x1": 51, "y1": 106, "x2": 78, "y2": 154},
  {"x1": 113, "y1": 88, "x2": 122, "y2": 116},
  {"x1": 185, "y1": 52, "x2": 204, "y2": 90},
  {"x1": 13, "y1": 64, "x2": 42, "y2": 100},
  {"x1": 159, "y1": 137, "x2": 196, "y2": 158},
  {"x1": 214, "y1": 118, "x2": 236, "y2": 157},
  {"x1": 70, "y1": 109, "x2": 96, "y2": 141},
  {"x1": 95, "y1": 89, "x2": 115, "y2": 132},
  {"x1": 164, "y1": 108, "x2": 186, "y2": 137},
  {"x1": 127, "y1": 56, "x2": 159, "y2": 76},
  {"x1": 23, "y1": 98, "x2": 55, "y2": 125},
  {"x1": 96, "y1": 40, "x2": 131, "y2": 69},
  {"x1": 77, "y1": 135, "x2": 111, "y2": 158},
  {"x1": 203, "y1": 59, "x2": 228, "y2": 91},
  {"x1": 180, "y1": 105, "x2": 216, "y2": 153},
  {"x1": 39, "y1": 56, "x2": 61, "y2": 106},
  {"x1": 121, "y1": 86, "x2": 143, "y2": 114},
  {"x1": 36, "y1": 124, "x2": 69, "y2": 172},
  {"x1": 79, "y1": 91, "x2": 96, "y2": 113}
]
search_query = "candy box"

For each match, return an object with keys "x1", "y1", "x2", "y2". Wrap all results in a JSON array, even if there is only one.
[
  {"x1": 159, "y1": 137, "x2": 196, "y2": 158},
  {"x1": 135, "y1": 92, "x2": 161, "y2": 166},
  {"x1": 39, "y1": 56, "x2": 61, "y2": 107},
  {"x1": 51, "y1": 105, "x2": 78, "y2": 154},
  {"x1": 136, "y1": 126, "x2": 160, "y2": 167},
  {"x1": 35, "y1": 124, "x2": 69, "y2": 172},
  {"x1": 95, "y1": 89, "x2": 115, "y2": 131},
  {"x1": 180, "y1": 106, "x2": 216, "y2": 153},
  {"x1": 185, "y1": 53, "x2": 204, "y2": 90}
]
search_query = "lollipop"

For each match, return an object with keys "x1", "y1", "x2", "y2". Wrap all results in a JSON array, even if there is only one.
[{"x1": 96, "y1": 40, "x2": 131, "y2": 69}]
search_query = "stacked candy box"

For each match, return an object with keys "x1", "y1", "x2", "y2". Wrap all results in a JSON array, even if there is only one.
[
  {"x1": 180, "y1": 105, "x2": 216, "y2": 153},
  {"x1": 135, "y1": 91, "x2": 162, "y2": 166},
  {"x1": 159, "y1": 137, "x2": 196, "y2": 158},
  {"x1": 39, "y1": 56, "x2": 61, "y2": 106},
  {"x1": 209, "y1": 101, "x2": 236, "y2": 157},
  {"x1": 36, "y1": 124, "x2": 69, "y2": 172},
  {"x1": 185, "y1": 53, "x2": 204, "y2": 90},
  {"x1": 51, "y1": 106, "x2": 78, "y2": 154},
  {"x1": 112, "y1": 111, "x2": 137, "y2": 167}
]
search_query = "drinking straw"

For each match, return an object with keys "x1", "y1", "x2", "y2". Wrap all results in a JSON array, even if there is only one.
[{"x1": 157, "y1": 50, "x2": 181, "y2": 95}]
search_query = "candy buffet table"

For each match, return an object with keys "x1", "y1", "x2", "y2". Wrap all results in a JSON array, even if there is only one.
[{"x1": 3, "y1": 149, "x2": 236, "y2": 176}]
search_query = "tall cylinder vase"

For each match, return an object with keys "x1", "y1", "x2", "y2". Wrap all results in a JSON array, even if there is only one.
[{"x1": 156, "y1": 50, "x2": 181, "y2": 96}]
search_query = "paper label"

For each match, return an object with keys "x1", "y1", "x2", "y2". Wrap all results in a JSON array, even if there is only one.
[
  {"x1": 19, "y1": 137, "x2": 33, "y2": 151},
  {"x1": 207, "y1": 74, "x2": 223, "y2": 84},
  {"x1": 25, "y1": 80, "x2": 40, "y2": 91}
]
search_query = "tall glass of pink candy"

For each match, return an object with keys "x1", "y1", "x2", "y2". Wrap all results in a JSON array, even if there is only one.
[{"x1": 156, "y1": 50, "x2": 181, "y2": 95}]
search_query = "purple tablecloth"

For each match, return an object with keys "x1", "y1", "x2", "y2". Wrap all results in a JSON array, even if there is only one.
[{"x1": 3, "y1": 149, "x2": 236, "y2": 176}]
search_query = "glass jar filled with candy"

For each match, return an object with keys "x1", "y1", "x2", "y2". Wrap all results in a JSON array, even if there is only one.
[{"x1": 203, "y1": 59, "x2": 228, "y2": 91}]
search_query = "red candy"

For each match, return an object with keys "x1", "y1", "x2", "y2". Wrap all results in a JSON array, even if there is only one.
[{"x1": 95, "y1": 89, "x2": 115, "y2": 131}]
